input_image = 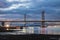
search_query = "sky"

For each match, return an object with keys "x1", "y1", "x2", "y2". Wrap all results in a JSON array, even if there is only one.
[{"x1": 0, "y1": 0, "x2": 60, "y2": 21}]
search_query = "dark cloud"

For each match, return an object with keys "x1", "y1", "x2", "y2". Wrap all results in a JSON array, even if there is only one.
[{"x1": 0, "y1": 0, "x2": 60, "y2": 20}]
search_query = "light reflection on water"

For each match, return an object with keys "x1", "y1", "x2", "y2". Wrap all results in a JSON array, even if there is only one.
[{"x1": 0, "y1": 27, "x2": 60, "y2": 35}]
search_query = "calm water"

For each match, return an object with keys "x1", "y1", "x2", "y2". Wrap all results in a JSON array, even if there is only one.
[{"x1": 0, "y1": 27, "x2": 60, "y2": 35}]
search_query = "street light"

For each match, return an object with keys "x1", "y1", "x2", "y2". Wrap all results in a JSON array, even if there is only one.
[
  {"x1": 6, "y1": 24, "x2": 10, "y2": 27},
  {"x1": 5, "y1": 24, "x2": 10, "y2": 30}
]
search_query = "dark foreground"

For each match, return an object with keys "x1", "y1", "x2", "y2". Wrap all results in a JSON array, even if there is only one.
[{"x1": 0, "y1": 34, "x2": 60, "y2": 40}]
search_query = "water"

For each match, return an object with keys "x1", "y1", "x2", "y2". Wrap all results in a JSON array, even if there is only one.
[{"x1": 0, "y1": 27, "x2": 60, "y2": 35}]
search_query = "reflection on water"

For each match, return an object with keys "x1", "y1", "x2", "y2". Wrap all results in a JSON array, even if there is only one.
[
  {"x1": 0, "y1": 27, "x2": 60, "y2": 35},
  {"x1": 47, "y1": 28, "x2": 60, "y2": 34}
]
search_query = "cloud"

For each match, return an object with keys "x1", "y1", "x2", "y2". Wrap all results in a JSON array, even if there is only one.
[
  {"x1": 0, "y1": 14, "x2": 24, "y2": 19},
  {"x1": 0, "y1": 0, "x2": 60, "y2": 20},
  {"x1": 6, "y1": 0, "x2": 31, "y2": 2},
  {"x1": 0, "y1": 4, "x2": 26, "y2": 11},
  {"x1": 0, "y1": 0, "x2": 43, "y2": 11},
  {"x1": 0, "y1": 2, "x2": 32, "y2": 11}
]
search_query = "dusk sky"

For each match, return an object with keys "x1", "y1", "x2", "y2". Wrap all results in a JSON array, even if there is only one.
[{"x1": 0, "y1": 0, "x2": 60, "y2": 21}]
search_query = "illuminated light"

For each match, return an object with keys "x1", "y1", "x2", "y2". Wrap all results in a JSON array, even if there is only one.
[
  {"x1": 23, "y1": 29, "x2": 26, "y2": 32},
  {"x1": 23, "y1": 27, "x2": 26, "y2": 32},
  {"x1": 54, "y1": 26, "x2": 56, "y2": 27},
  {"x1": 5, "y1": 25, "x2": 10, "y2": 27},
  {"x1": 5, "y1": 24, "x2": 10, "y2": 30},
  {"x1": 6, "y1": 28, "x2": 9, "y2": 30}
]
